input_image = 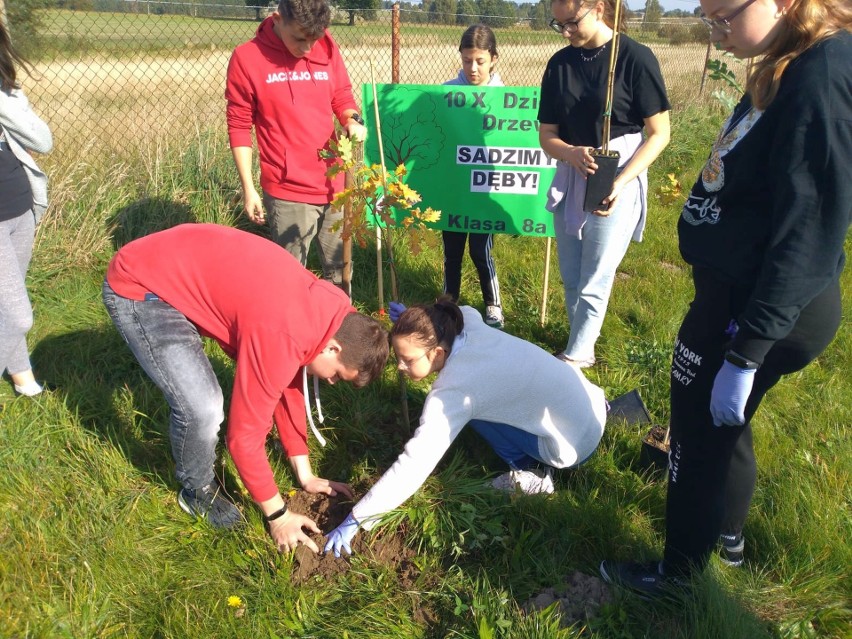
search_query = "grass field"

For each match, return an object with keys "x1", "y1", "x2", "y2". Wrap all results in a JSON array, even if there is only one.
[{"x1": 1, "y1": 9, "x2": 849, "y2": 639}]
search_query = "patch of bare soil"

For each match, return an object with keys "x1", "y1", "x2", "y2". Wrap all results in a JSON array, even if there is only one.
[
  {"x1": 523, "y1": 572, "x2": 614, "y2": 629},
  {"x1": 639, "y1": 424, "x2": 671, "y2": 477},
  {"x1": 643, "y1": 424, "x2": 669, "y2": 453},
  {"x1": 287, "y1": 490, "x2": 423, "y2": 591}
]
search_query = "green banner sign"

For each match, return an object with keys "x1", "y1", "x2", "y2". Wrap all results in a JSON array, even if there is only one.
[{"x1": 362, "y1": 84, "x2": 557, "y2": 237}]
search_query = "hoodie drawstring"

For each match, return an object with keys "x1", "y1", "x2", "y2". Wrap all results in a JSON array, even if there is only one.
[{"x1": 302, "y1": 366, "x2": 327, "y2": 447}]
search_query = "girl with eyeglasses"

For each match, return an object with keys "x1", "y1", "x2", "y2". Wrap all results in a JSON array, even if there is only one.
[
  {"x1": 324, "y1": 297, "x2": 608, "y2": 557},
  {"x1": 600, "y1": 0, "x2": 851, "y2": 597},
  {"x1": 0, "y1": 20, "x2": 53, "y2": 398},
  {"x1": 538, "y1": 0, "x2": 671, "y2": 369}
]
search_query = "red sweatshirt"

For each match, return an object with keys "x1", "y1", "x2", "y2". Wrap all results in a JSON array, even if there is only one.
[
  {"x1": 106, "y1": 224, "x2": 355, "y2": 502},
  {"x1": 225, "y1": 18, "x2": 357, "y2": 205}
]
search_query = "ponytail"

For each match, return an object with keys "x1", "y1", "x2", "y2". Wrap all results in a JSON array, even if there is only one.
[{"x1": 391, "y1": 295, "x2": 464, "y2": 353}]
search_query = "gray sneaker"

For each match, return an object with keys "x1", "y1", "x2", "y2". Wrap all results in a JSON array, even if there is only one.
[
  {"x1": 178, "y1": 482, "x2": 242, "y2": 529},
  {"x1": 484, "y1": 305, "x2": 505, "y2": 329}
]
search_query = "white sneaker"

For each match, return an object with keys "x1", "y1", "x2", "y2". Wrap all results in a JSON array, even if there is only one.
[
  {"x1": 484, "y1": 305, "x2": 504, "y2": 329},
  {"x1": 490, "y1": 468, "x2": 554, "y2": 495}
]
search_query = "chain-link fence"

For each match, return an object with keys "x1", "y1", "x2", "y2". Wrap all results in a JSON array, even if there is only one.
[{"x1": 8, "y1": 3, "x2": 742, "y2": 161}]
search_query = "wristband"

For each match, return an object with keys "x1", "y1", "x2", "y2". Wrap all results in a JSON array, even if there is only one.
[
  {"x1": 264, "y1": 504, "x2": 288, "y2": 522},
  {"x1": 724, "y1": 350, "x2": 760, "y2": 370},
  {"x1": 350, "y1": 113, "x2": 364, "y2": 125}
]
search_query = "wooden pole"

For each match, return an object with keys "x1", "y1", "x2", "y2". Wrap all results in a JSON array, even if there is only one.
[
  {"x1": 369, "y1": 60, "x2": 386, "y2": 313},
  {"x1": 698, "y1": 39, "x2": 712, "y2": 95},
  {"x1": 342, "y1": 171, "x2": 353, "y2": 300},
  {"x1": 600, "y1": 0, "x2": 623, "y2": 154},
  {"x1": 540, "y1": 237, "x2": 552, "y2": 327},
  {"x1": 369, "y1": 58, "x2": 410, "y2": 432},
  {"x1": 391, "y1": 3, "x2": 400, "y2": 84}
]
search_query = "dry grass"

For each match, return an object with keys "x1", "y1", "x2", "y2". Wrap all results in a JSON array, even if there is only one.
[{"x1": 26, "y1": 37, "x2": 729, "y2": 166}]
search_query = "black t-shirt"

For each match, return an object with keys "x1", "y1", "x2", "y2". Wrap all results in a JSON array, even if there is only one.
[
  {"x1": 678, "y1": 31, "x2": 852, "y2": 362},
  {"x1": 0, "y1": 144, "x2": 32, "y2": 222},
  {"x1": 537, "y1": 35, "x2": 671, "y2": 148}
]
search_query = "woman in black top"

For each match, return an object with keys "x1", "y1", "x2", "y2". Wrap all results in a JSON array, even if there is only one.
[
  {"x1": 601, "y1": 0, "x2": 851, "y2": 596},
  {"x1": 538, "y1": 0, "x2": 670, "y2": 368}
]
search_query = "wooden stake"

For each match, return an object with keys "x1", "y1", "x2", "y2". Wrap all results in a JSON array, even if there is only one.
[
  {"x1": 369, "y1": 60, "x2": 386, "y2": 313},
  {"x1": 600, "y1": 0, "x2": 624, "y2": 154},
  {"x1": 540, "y1": 237, "x2": 552, "y2": 327},
  {"x1": 369, "y1": 58, "x2": 410, "y2": 432}
]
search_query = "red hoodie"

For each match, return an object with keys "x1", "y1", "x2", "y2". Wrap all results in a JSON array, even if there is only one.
[
  {"x1": 106, "y1": 224, "x2": 355, "y2": 502},
  {"x1": 225, "y1": 18, "x2": 357, "y2": 205}
]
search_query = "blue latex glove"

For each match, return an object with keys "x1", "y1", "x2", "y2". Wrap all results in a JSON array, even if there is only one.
[
  {"x1": 324, "y1": 512, "x2": 359, "y2": 558},
  {"x1": 388, "y1": 301, "x2": 407, "y2": 323},
  {"x1": 710, "y1": 360, "x2": 757, "y2": 426}
]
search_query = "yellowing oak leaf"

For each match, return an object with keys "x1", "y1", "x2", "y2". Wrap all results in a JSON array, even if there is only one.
[
  {"x1": 420, "y1": 207, "x2": 441, "y2": 223},
  {"x1": 336, "y1": 135, "x2": 354, "y2": 165},
  {"x1": 397, "y1": 182, "x2": 421, "y2": 204}
]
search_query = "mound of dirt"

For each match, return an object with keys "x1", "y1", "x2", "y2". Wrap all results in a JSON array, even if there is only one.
[
  {"x1": 287, "y1": 490, "x2": 422, "y2": 590},
  {"x1": 523, "y1": 571, "x2": 614, "y2": 628}
]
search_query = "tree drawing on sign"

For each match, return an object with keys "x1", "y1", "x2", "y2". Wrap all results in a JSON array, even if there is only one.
[{"x1": 377, "y1": 87, "x2": 446, "y2": 172}]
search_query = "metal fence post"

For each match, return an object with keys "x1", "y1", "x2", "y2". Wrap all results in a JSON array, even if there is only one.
[{"x1": 392, "y1": 3, "x2": 400, "y2": 84}]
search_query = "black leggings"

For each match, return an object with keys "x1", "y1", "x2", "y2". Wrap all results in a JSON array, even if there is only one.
[
  {"x1": 442, "y1": 230, "x2": 501, "y2": 307},
  {"x1": 663, "y1": 269, "x2": 841, "y2": 575}
]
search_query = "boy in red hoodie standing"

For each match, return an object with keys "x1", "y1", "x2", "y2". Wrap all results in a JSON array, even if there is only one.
[
  {"x1": 226, "y1": 0, "x2": 366, "y2": 294},
  {"x1": 102, "y1": 224, "x2": 388, "y2": 554}
]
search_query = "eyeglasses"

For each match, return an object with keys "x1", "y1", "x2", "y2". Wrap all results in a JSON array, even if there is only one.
[
  {"x1": 549, "y1": 6, "x2": 595, "y2": 34},
  {"x1": 699, "y1": 0, "x2": 759, "y2": 33},
  {"x1": 395, "y1": 348, "x2": 433, "y2": 370}
]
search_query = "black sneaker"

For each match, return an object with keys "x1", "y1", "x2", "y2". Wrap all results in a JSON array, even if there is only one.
[
  {"x1": 719, "y1": 534, "x2": 745, "y2": 567},
  {"x1": 599, "y1": 560, "x2": 688, "y2": 599},
  {"x1": 178, "y1": 482, "x2": 242, "y2": 529}
]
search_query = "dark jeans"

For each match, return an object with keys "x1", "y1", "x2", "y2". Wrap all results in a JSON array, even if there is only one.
[
  {"x1": 102, "y1": 280, "x2": 225, "y2": 490},
  {"x1": 442, "y1": 231, "x2": 501, "y2": 307},
  {"x1": 663, "y1": 269, "x2": 841, "y2": 575}
]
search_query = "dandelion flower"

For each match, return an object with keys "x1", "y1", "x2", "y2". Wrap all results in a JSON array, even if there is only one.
[{"x1": 228, "y1": 595, "x2": 243, "y2": 608}]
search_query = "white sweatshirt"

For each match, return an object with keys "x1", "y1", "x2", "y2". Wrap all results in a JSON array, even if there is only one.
[{"x1": 352, "y1": 306, "x2": 607, "y2": 529}]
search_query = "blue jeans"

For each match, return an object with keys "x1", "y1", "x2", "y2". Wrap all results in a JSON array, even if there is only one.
[
  {"x1": 102, "y1": 280, "x2": 224, "y2": 490},
  {"x1": 470, "y1": 420, "x2": 598, "y2": 470},
  {"x1": 554, "y1": 180, "x2": 640, "y2": 361},
  {"x1": 469, "y1": 420, "x2": 543, "y2": 470}
]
